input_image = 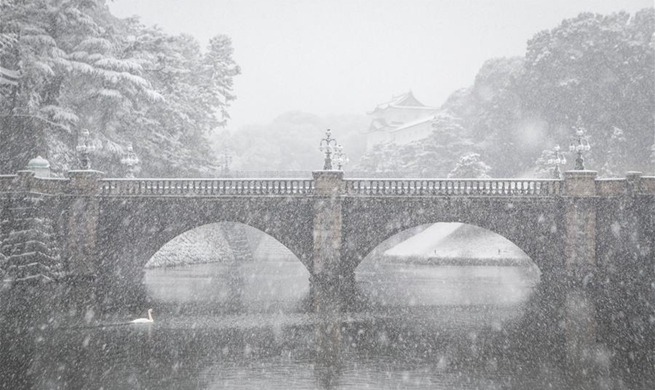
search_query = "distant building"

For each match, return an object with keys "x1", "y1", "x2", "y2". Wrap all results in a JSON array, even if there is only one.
[{"x1": 365, "y1": 91, "x2": 438, "y2": 150}]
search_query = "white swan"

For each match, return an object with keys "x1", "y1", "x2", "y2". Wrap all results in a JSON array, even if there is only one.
[{"x1": 131, "y1": 309, "x2": 154, "y2": 324}]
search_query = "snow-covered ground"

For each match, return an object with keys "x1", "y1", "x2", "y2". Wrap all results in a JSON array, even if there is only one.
[{"x1": 384, "y1": 223, "x2": 531, "y2": 265}]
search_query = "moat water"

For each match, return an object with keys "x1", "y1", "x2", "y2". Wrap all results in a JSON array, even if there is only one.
[{"x1": 1, "y1": 257, "x2": 652, "y2": 389}]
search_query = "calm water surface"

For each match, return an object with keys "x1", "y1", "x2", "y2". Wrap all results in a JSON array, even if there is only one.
[{"x1": 2, "y1": 256, "x2": 650, "y2": 389}]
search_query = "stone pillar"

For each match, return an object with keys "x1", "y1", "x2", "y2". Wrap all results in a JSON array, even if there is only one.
[
  {"x1": 625, "y1": 171, "x2": 642, "y2": 195},
  {"x1": 563, "y1": 170, "x2": 598, "y2": 381},
  {"x1": 311, "y1": 171, "x2": 348, "y2": 311},
  {"x1": 13, "y1": 170, "x2": 35, "y2": 192},
  {"x1": 64, "y1": 170, "x2": 103, "y2": 310},
  {"x1": 564, "y1": 170, "x2": 597, "y2": 281}
]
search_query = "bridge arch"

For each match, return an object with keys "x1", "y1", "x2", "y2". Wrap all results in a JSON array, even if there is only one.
[
  {"x1": 142, "y1": 222, "x2": 311, "y2": 313},
  {"x1": 341, "y1": 197, "x2": 566, "y2": 279},
  {"x1": 93, "y1": 197, "x2": 315, "y2": 307},
  {"x1": 356, "y1": 222, "x2": 538, "y2": 269}
]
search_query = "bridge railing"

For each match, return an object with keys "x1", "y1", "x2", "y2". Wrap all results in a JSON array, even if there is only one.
[
  {"x1": 641, "y1": 176, "x2": 655, "y2": 194},
  {"x1": 344, "y1": 178, "x2": 564, "y2": 196},
  {"x1": 98, "y1": 178, "x2": 315, "y2": 196},
  {"x1": 596, "y1": 178, "x2": 626, "y2": 196}
]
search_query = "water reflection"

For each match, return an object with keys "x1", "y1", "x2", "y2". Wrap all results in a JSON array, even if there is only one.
[{"x1": 1, "y1": 251, "x2": 653, "y2": 389}]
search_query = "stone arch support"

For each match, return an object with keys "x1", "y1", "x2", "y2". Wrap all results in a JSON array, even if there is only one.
[
  {"x1": 92, "y1": 197, "x2": 315, "y2": 301},
  {"x1": 341, "y1": 196, "x2": 566, "y2": 276}
]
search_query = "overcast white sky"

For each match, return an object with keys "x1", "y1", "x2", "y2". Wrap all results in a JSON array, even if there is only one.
[{"x1": 109, "y1": 0, "x2": 651, "y2": 131}]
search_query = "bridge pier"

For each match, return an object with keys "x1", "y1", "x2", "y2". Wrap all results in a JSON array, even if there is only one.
[
  {"x1": 64, "y1": 170, "x2": 103, "y2": 311},
  {"x1": 311, "y1": 171, "x2": 354, "y2": 312},
  {"x1": 562, "y1": 170, "x2": 600, "y2": 381}
]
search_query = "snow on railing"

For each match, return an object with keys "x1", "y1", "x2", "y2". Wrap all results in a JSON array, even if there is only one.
[
  {"x1": 344, "y1": 178, "x2": 563, "y2": 196},
  {"x1": 98, "y1": 178, "x2": 315, "y2": 196},
  {"x1": 596, "y1": 178, "x2": 626, "y2": 196},
  {"x1": 30, "y1": 177, "x2": 69, "y2": 194}
]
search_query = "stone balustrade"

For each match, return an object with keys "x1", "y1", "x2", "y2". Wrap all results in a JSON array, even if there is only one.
[
  {"x1": 641, "y1": 176, "x2": 655, "y2": 194},
  {"x1": 344, "y1": 178, "x2": 564, "y2": 196},
  {"x1": 98, "y1": 178, "x2": 315, "y2": 196},
  {"x1": 2, "y1": 171, "x2": 654, "y2": 197},
  {"x1": 595, "y1": 178, "x2": 626, "y2": 196}
]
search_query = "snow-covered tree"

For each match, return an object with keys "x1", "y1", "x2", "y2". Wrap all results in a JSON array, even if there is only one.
[
  {"x1": 534, "y1": 149, "x2": 558, "y2": 179},
  {"x1": 600, "y1": 126, "x2": 627, "y2": 177},
  {"x1": 448, "y1": 152, "x2": 492, "y2": 178},
  {"x1": 520, "y1": 9, "x2": 655, "y2": 172},
  {"x1": 0, "y1": 1, "x2": 240, "y2": 176}
]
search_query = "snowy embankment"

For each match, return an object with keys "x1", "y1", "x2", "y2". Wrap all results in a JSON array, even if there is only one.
[
  {"x1": 146, "y1": 224, "x2": 235, "y2": 268},
  {"x1": 384, "y1": 223, "x2": 532, "y2": 266}
]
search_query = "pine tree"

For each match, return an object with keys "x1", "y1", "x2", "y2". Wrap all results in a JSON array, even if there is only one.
[{"x1": 448, "y1": 152, "x2": 492, "y2": 178}]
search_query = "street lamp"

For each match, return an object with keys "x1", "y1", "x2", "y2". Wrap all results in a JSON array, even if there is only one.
[
  {"x1": 548, "y1": 145, "x2": 567, "y2": 179},
  {"x1": 76, "y1": 128, "x2": 96, "y2": 170},
  {"x1": 319, "y1": 129, "x2": 338, "y2": 170},
  {"x1": 120, "y1": 142, "x2": 140, "y2": 178},
  {"x1": 569, "y1": 121, "x2": 591, "y2": 170},
  {"x1": 334, "y1": 144, "x2": 349, "y2": 171}
]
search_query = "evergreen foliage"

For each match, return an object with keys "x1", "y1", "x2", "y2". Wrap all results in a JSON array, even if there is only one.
[
  {"x1": 0, "y1": 0, "x2": 240, "y2": 176},
  {"x1": 358, "y1": 8, "x2": 654, "y2": 178},
  {"x1": 447, "y1": 153, "x2": 491, "y2": 179}
]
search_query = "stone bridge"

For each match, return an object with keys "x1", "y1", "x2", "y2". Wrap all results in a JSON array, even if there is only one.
[{"x1": 1, "y1": 169, "x2": 654, "y2": 360}]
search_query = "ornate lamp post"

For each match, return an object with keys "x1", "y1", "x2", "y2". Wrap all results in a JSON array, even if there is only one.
[
  {"x1": 76, "y1": 128, "x2": 96, "y2": 170},
  {"x1": 548, "y1": 145, "x2": 567, "y2": 179},
  {"x1": 569, "y1": 122, "x2": 591, "y2": 170},
  {"x1": 120, "y1": 142, "x2": 140, "y2": 178},
  {"x1": 319, "y1": 129, "x2": 338, "y2": 170},
  {"x1": 334, "y1": 144, "x2": 349, "y2": 171}
]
